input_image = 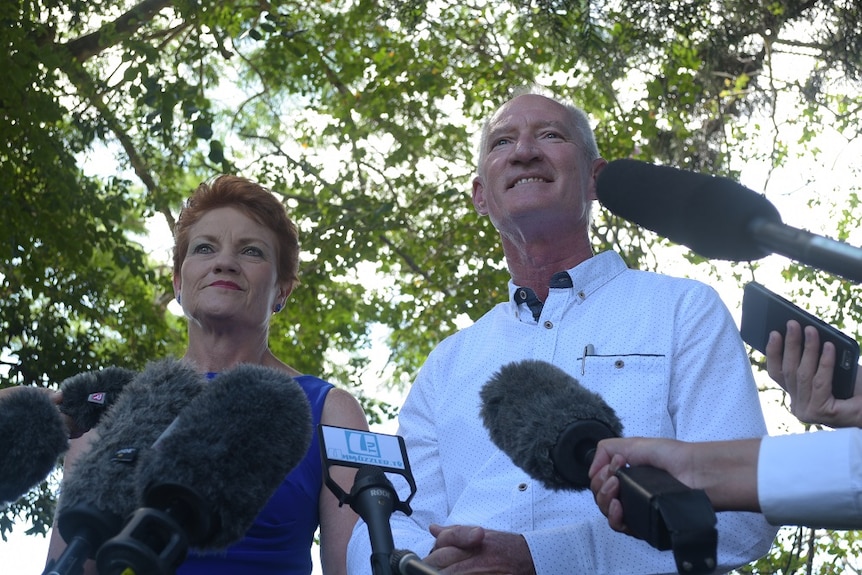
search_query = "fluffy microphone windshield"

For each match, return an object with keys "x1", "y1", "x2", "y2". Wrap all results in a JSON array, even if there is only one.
[
  {"x1": 59, "y1": 366, "x2": 137, "y2": 433},
  {"x1": 480, "y1": 359, "x2": 623, "y2": 491},
  {"x1": 596, "y1": 159, "x2": 783, "y2": 261},
  {"x1": 0, "y1": 387, "x2": 68, "y2": 504},
  {"x1": 134, "y1": 363, "x2": 313, "y2": 550},
  {"x1": 56, "y1": 358, "x2": 205, "y2": 524}
]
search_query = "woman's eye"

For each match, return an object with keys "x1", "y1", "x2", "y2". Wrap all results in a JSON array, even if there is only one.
[
  {"x1": 243, "y1": 246, "x2": 264, "y2": 257},
  {"x1": 192, "y1": 244, "x2": 213, "y2": 254}
]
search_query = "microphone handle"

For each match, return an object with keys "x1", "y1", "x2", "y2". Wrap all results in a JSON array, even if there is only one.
[
  {"x1": 358, "y1": 491, "x2": 395, "y2": 575},
  {"x1": 391, "y1": 549, "x2": 441, "y2": 575},
  {"x1": 42, "y1": 531, "x2": 96, "y2": 575},
  {"x1": 47, "y1": 505, "x2": 123, "y2": 575},
  {"x1": 749, "y1": 217, "x2": 862, "y2": 283},
  {"x1": 616, "y1": 465, "x2": 718, "y2": 575},
  {"x1": 351, "y1": 466, "x2": 398, "y2": 575}
]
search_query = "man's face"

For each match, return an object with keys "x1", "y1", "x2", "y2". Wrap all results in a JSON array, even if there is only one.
[{"x1": 472, "y1": 94, "x2": 598, "y2": 235}]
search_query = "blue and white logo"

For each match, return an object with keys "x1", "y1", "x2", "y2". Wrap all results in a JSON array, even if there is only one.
[
  {"x1": 346, "y1": 431, "x2": 381, "y2": 458},
  {"x1": 320, "y1": 425, "x2": 406, "y2": 471}
]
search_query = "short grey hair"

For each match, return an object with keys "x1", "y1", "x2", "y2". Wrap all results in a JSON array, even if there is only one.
[{"x1": 475, "y1": 86, "x2": 601, "y2": 172}]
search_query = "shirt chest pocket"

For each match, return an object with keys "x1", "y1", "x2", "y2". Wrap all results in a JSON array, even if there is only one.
[{"x1": 580, "y1": 353, "x2": 672, "y2": 438}]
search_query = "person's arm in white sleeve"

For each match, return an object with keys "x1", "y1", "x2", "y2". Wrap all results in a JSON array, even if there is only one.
[{"x1": 759, "y1": 428, "x2": 862, "y2": 529}]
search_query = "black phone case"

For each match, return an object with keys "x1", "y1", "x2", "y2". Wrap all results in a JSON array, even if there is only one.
[{"x1": 740, "y1": 281, "x2": 859, "y2": 399}]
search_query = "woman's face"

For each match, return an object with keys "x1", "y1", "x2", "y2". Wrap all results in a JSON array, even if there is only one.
[{"x1": 173, "y1": 206, "x2": 289, "y2": 328}]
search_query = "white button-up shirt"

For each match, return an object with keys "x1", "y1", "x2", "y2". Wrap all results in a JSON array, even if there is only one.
[{"x1": 348, "y1": 251, "x2": 777, "y2": 574}]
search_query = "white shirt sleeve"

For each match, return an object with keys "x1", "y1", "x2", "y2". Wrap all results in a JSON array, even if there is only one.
[{"x1": 758, "y1": 428, "x2": 862, "y2": 529}]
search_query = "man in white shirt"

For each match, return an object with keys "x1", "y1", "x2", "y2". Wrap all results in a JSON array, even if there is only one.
[
  {"x1": 346, "y1": 88, "x2": 777, "y2": 574},
  {"x1": 590, "y1": 320, "x2": 862, "y2": 530}
]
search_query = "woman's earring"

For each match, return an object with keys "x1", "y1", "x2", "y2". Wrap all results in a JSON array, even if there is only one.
[{"x1": 274, "y1": 303, "x2": 282, "y2": 313}]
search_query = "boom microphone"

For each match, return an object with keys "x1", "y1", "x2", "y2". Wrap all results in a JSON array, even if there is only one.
[
  {"x1": 96, "y1": 364, "x2": 313, "y2": 575},
  {"x1": 46, "y1": 359, "x2": 205, "y2": 575},
  {"x1": 0, "y1": 387, "x2": 68, "y2": 504},
  {"x1": 59, "y1": 366, "x2": 137, "y2": 436},
  {"x1": 596, "y1": 159, "x2": 862, "y2": 283},
  {"x1": 480, "y1": 359, "x2": 718, "y2": 575}
]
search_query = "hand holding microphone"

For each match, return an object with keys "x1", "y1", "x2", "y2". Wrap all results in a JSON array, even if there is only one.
[{"x1": 480, "y1": 359, "x2": 718, "y2": 575}]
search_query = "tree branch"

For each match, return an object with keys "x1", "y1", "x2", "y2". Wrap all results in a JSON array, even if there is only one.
[{"x1": 63, "y1": 0, "x2": 174, "y2": 63}]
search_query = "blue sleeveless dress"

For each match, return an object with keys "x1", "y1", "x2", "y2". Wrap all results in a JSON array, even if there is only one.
[{"x1": 176, "y1": 375, "x2": 333, "y2": 575}]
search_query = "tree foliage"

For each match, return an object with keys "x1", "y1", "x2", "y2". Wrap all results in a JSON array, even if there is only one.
[{"x1": 3, "y1": 0, "x2": 861, "y2": 570}]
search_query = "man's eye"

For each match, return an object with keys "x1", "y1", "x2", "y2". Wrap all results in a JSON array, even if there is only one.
[{"x1": 492, "y1": 137, "x2": 511, "y2": 148}]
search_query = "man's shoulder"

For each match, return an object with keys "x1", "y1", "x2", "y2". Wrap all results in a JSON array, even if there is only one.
[
  {"x1": 617, "y1": 265, "x2": 718, "y2": 294},
  {"x1": 589, "y1": 250, "x2": 716, "y2": 293}
]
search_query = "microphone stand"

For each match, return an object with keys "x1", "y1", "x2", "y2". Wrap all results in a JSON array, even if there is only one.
[
  {"x1": 349, "y1": 465, "x2": 400, "y2": 575},
  {"x1": 318, "y1": 426, "x2": 418, "y2": 575}
]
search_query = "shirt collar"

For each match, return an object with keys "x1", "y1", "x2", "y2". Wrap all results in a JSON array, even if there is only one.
[{"x1": 507, "y1": 250, "x2": 628, "y2": 306}]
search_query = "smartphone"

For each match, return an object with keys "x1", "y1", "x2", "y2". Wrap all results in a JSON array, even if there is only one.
[{"x1": 740, "y1": 281, "x2": 859, "y2": 399}]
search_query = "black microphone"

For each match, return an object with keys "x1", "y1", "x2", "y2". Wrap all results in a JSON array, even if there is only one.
[
  {"x1": 390, "y1": 549, "x2": 441, "y2": 575},
  {"x1": 596, "y1": 158, "x2": 862, "y2": 283},
  {"x1": 96, "y1": 364, "x2": 313, "y2": 575},
  {"x1": 46, "y1": 359, "x2": 205, "y2": 575},
  {"x1": 480, "y1": 359, "x2": 718, "y2": 575},
  {"x1": 59, "y1": 366, "x2": 137, "y2": 435},
  {"x1": 0, "y1": 387, "x2": 68, "y2": 505},
  {"x1": 0, "y1": 367, "x2": 137, "y2": 506},
  {"x1": 351, "y1": 465, "x2": 399, "y2": 575}
]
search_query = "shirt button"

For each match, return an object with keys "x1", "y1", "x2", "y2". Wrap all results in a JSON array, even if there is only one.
[
  {"x1": 518, "y1": 483, "x2": 528, "y2": 491},
  {"x1": 615, "y1": 359, "x2": 625, "y2": 368},
  {"x1": 543, "y1": 321, "x2": 553, "y2": 329},
  {"x1": 578, "y1": 290, "x2": 586, "y2": 299}
]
